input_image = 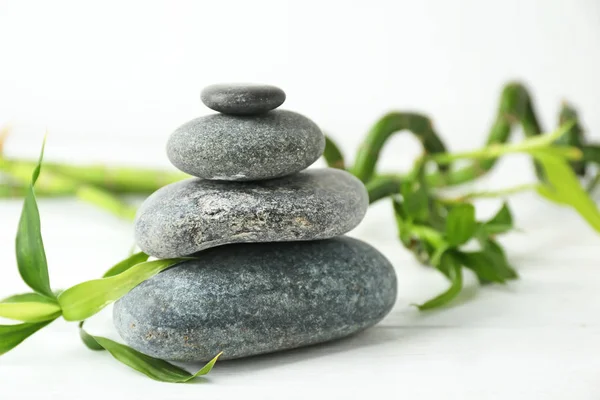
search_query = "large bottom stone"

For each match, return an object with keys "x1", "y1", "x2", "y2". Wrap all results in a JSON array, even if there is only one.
[{"x1": 113, "y1": 237, "x2": 397, "y2": 361}]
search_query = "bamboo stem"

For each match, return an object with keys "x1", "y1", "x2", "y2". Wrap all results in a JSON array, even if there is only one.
[
  {"x1": 2, "y1": 164, "x2": 137, "y2": 220},
  {"x1": 445, "y1": 183, "x2": 538, "y2": 202},
  {"x1": 365, "y1": 120, "x2": 575, "y2": 204},
  {"x1": 76, "y1": 186, "x2": 137, "y2": 220},
  {"x1": 0, "y1": 157, "x2": 187, "y2": 194},
  {"x1": 0, "y1": 182, "x2": 28, "y2": 198},
  {"x1": 428, "y1": 124, "x2": 578, "y2": 165},
  {"x1": 582, "y1": 145, "x2": 600, "y2": 165},
  {"x1": 351, "y1": 112, "x2": 448, "y2": 183},
  {"x1": 366, "y1": 174, "x2": 403, "y2": 203},
  {"x1": 428, "y1": 82, "x2": 546, "y2": 186},
  {"x1": 558, "y1": 103, "x2": 586, "y2": 175},
  {"x1": 1, "y1": 158, "x2": 80, "y2": 195},
  {"x1": 587, "y1": 172, "x2": 600, "y2": 194},
  {"x1": 353, "y1": 82, "x2": 547, "y2": 187}
]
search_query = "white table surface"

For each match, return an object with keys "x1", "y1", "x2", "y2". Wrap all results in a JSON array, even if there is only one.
[{"x1": 1, "y1": 172, "x2": 599, "y2": 399}]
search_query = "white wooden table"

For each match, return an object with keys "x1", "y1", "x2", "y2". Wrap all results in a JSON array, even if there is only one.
[{"x1": 1, "y1": 178, "x2": 599, "y2": 399}]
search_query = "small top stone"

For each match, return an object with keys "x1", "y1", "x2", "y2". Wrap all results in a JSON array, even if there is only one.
[{"x1": 201, "y1": 83, "x2": 286, "y2": 115}]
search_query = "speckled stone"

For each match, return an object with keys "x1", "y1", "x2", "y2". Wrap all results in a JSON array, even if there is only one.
[
  {"x1": 134, "y1": 168, "x2": 369, "y2": 258},
  {"x1": 166, "y1": 110, "x2": 325, "y2": 181},
  {"x1": 113, "y1": 236, "x2": 397, "y2": 361},
  {"x1": 200, "y1": 83, "x2": 286, "y2": 115}
]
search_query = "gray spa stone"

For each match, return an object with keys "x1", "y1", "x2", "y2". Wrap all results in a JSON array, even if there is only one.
[
  {"x1": 200, "y1": 83, "x2": 286, "y2": 115},
  {"x1": 113, "y1": 236, "x2": 397, "y2": 361},
  {"x1": 134, "y1": 168, "x2": 369, "y2": 258},
  {"x1": 166, "y1": 110, "x2": 325, "y2": 181}
]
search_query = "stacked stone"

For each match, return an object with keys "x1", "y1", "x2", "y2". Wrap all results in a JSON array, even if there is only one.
[{"x1": 113, "y1": 83, "x2": 397, "y2": 362}]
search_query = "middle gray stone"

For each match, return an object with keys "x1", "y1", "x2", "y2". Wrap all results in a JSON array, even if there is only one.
[
  {"x1": 134, "y1": 168, "x2": 369, "y2": 258},
  {"x1": 167, "y1": 109, "x2": 325, "y2": 181}
]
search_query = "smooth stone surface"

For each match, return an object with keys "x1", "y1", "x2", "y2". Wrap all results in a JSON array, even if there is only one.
[
  {"x1": 201, "y1": 83, "x2": 286, "y2": 115},
  {"x1": 166, "y1": 110, "x2": 325, "y2": 181},
  {"x1": 134, "y1": 168, "x2": 369, "y2": 258},
  {"x1": 113, "y1": 236, "x2": 398, "y2": 361}
]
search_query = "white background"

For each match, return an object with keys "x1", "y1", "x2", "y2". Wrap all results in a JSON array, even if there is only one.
[
  {"x1": 1, "y1": 0, "x2": 600, "y2": 399},
  {"x1": 0, "y1": 0, "x2": 599, "y2": 165}
]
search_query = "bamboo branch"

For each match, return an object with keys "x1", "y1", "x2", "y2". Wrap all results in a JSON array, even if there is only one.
[
  {"x1": 2, "y1": 164, "x2": 137, "y2": 220},
  {"x1": 427, "y1": 82, "x2": 545, "y2": 186},
  {"x1": 351, "y1": 112, "x2": 448, "y2": 183},
  {"x1": 0, "y1": 158, "x2": 187, "y2": 194}
]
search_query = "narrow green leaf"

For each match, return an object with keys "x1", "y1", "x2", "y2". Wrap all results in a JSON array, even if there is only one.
[
  {"x1": 482, "y1": 239, "x2": 518, "y2": 280},
  {"x1": 417, "y1": 253, "x2": 463, "y2": 310},
  {"x1": 480, "y1": 202, "x2": 513, "y2": 235},
  {"x1": 58, "y1": 258, "x2": 186, "y2": 321},
  {"x1": 534, "y1": 152, "x2": 600, "y2": 232},
  {"x1": 0, "y1": 319, "x2": 55, "y2": 356},
  {"x1": 79, "y1": 323, "x2": 221, "y2": 383},
  {"x1": 582, "y1": 144, "x2": 600, "y2": 165},
  {"x1": 392, "y1": 198, "x2": 407, "y2": 222},
  {"x1": 15, "y1": 137, "x2": 54, "y2": 298},
  {"x1": 557, "y1": 107, "x2": 586, "y2": 176},
  {"x1": 445, "y1": 204, "x2": 476, "y2": 246},
  {"x1": 102, "y1": 252, "x2": 150, "y2": 278},
  {"x1": 401, "y1": 180, "x2": 429, "y2": 221},
  {"x1": 536, "y1": 184, "x2": 567, "y2": 205},
  {"x1": 78, "y1": 321, "x2": 107, "y2": 351},
  {"x1": 430, "y1": 122, "x2": 575, "y2": 165},
  {"x1": 323, "y1": 135, "x2": 345, "y2": 169},
  {"x1": 0, "y1": 292, "x2": 62, "y2": 322},
  {"x1": 458, "y1": 240, "x2": 516, "y2": 284},
  {"x1": 408, "y1": 224, "x2": 446, "y2": 249},
  {"x1": 392, "y1": 199, "x2": 412, "y2": 246},
  {"x1": 400, "y1": 159, "x2": 430, "y2": 222},
  {"x1": 458, "y1": 251, "x2": 505, "y2": 284},
  {"x1": 530, "y1": 146, "x2": 582, "y2": 160},
  {"x1": 430, "y1": 243, "x2": 450, "y2": 268}
]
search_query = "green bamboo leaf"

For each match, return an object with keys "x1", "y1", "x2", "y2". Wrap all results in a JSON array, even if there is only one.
[
  {"x1": 78, "y1": 323, "x2": 221, "y2": 383},
  {"x1": 482, "y1": 239, "x2": 518, "y2": 280},
  {"x1": 76, "y1": 185, "x2": 138, "y2": 221},
  {"x1": 557, "y1": 105, "x2": 586, "y2": 176},
  {"x1": 401, "y1": 162, "x2": 430, "y2": 222},
  {"x1": 430, "y1": 123, "x2": 577, "y2": 166},
  {"x1": 323, "y1": 135, "x2": 345, "y2": 169},
  {"x1": 536, "y1": 184, "x2": 567, "y2": 205},
  {"x1": 458, "y1": 252, "x2": 502, "y2": 284},
  {"x1": 392, "y1": 199, "x2": 413, "y2": 246},
  {"x1": 515, "y1": 121, "x2": 575, "y2": 153},
  {"x1": 445, "y1": 204, "x2": 476, "y2": 246},
  {"x1": 392, "y1": 198, "x2": 407, "y2": 230},
  {"x1": 0, "y1": 319, "x2": 55, "y2": 356},
  {"x1": 0, "y1": 293, "x2": 62, "y2": 322},
  {"x1": 582, "y1": 144, "x2": 600, "y2": 165},
  {"x1": 458, "y1": 240, "x2": 516, "y2": 284},
  {"x1": 58, "y1": 258, "x2": 186, "y2": 321},
  {"x1": 15, "y1": 137, "x2": 54, "y2": 298},
  {"x1": 401, "y1": 181, "x2": 429, "y2": 221},
  {"x1": 417, "y1": 253, "x2": 463, "y2": 310},
  {"x1": 530, "y1": 146, "x2": 582, "y2": 160},
  {"x1": 480, "y1": 202, "x2": 513, "y2": 235},
  {"x1": 78, "y1": 322, "x2": 105, "y2": 351},
  {"x1": 586, "y1": 171, "x2": 600, "y2": 194},
  {"x1": 534, "y1": 152, "x2": 600, "y2": 232},
  {"x1": 102, "y1": 252, "x2": 150, "y2": 278},
  {"x1": 430, "y1": 243, "x2": 450, "y2": 268}
]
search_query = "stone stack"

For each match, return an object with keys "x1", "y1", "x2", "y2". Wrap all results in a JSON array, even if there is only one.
[{"x1": 113, "y1": 83, "x2": 397, "y2": 361}]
